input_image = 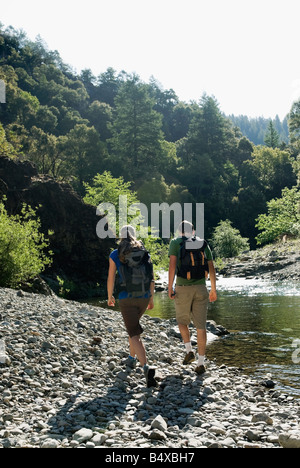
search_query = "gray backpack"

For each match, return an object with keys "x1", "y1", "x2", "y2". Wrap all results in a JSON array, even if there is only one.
[{"x1": 118, "y1": 246, "x2": 153, "y2": 297}]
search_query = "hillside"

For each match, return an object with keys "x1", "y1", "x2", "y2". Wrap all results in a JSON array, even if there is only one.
[
  {"x1": 1, "y1": 25, "x2": 298, "y2": 248},
  {"x1": 228, "y1": 115, "x2": 289, "y2": 146}
]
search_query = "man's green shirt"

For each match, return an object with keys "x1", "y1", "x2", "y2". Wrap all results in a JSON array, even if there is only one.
[{"x1": 168, "y1": 237, "x2": 213, "y2": 286}]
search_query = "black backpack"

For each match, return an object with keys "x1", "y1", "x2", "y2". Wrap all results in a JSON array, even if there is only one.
[
  {"x1": 177, "y1": 236, "x2": 208, "y2": 280},
  {"x1": 117, "y1": 245, "x2": 153, "y2": 297}
]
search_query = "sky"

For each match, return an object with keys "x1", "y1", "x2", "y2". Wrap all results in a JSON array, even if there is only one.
[{"x1": 1, "y1": 0, "x2": 300, "y2": 119}]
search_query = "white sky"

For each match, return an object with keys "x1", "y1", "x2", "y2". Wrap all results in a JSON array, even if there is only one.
[{"x1": 1, "y1": 0, "x2": 300, "y2": 119}]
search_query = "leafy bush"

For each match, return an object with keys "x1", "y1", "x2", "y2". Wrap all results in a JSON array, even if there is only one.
[
  {"x1": 84, "y1": 172, "x2": 169, "y2": 272},
  {"x1": 211, "y1": 219, "x2": 250, "y2": 258},
  {"x1": 256, "y1": 187, "x2": 300, "y2": 245},
  {"x1": 0, "y1": 199, "x2": 52, "y2": 287}
]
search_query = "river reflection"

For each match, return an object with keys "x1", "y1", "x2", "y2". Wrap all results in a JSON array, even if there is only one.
[{"x1": 94, "y1": 277, "x2": 300, "y2": 397}]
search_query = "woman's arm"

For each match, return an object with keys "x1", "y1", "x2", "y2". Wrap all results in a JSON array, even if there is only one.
[
  {"x1": 107, "y1": 257, "x2": 117, "y2": 306},
  {"x1": 147, "y1": 279, "x2": 155, "y2": 309}
]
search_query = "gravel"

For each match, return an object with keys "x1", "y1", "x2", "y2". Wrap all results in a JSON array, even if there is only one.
[{"x1": 0, "y1": 287, "x2": 299, "y2": 449}]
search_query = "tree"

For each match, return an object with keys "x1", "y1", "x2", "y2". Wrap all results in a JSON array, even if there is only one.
[
  {"x1": 96, "y1": 67, "x2": 124, "y2": 106},
  {"x1": 186, "y1": 95, "x2": 236, "y2": 164},
  {"x1": 0, "y1": 122, "x2": 17, "y2": 158},
  {"x1": 247, "y1": 146, "x2": 296, "y2": 199},
  {"x1": 170, "y1": 102, "x2": 196, "y2": 142},
  {"x1": 85, "y1": 100, "x2": 112, "y2": 141},
  {"x1": 228, "y1": 114, "x2": 289, "y2": 145},
  {"x1": 34, "y1": 105, "x2": 58, "y2": 134},
  {"x1": 234, "y1": 136, "x2": 253, "y2": 168},
  {"x1": 210, "y1": 219, "x2": 250, "y2": 258},
  {"x1": 264, "y1": 120, "x2": 280, "y2": 148},
  {"x1": 60, "y1": 124, "x2": 107, "y2": 194},
  {"x1": 27, "y1": 126, "x2": 59, "y2": 175},
  {"x1": 84, "y1": 170, "x2": 139, "y2": 209},
  {"x1": 109, "y1": 74, "x2": 164, "y2": 179},
  {"x1": 147, "y1": 77, "x2": 179, "y2": 141},
  {"x1": 176, "y1": 95, "x2": 241, "y2": 231},
  {"x1": 84, "y1": 170, "x2": 139, "y2": 236},
  {"x1": 288, "y1": 99, "x2": 300, "y2": 144}
]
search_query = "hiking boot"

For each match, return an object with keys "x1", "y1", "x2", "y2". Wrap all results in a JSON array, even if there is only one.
[
  {"x1": 195, "y1": 365, "x2": 206, "y2": 375},
  {"x1": 144, "y1": 365, "x2": 157, "y2": 388},
  {"x1": 183, "y1": 351, "x2": 195, "y2": 365},
  {"x1": 125, "y1": 356, "x2": 137, "y2": 369}
]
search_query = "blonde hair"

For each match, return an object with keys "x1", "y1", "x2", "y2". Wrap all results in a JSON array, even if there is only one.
[{"x1": 118, "y1": 225, "x2": 143, "y2": 263}]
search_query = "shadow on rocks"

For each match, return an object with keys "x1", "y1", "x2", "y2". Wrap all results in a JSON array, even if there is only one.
[
  {"x1": 136, "y1": 372, "x2": 208, "y2": 429},
  {"x1": 46, "y1": 369, "x2": 208, "y2": 437},
  {"x1": 46, "y1": 379, "x2": 138, "y2": 437}
]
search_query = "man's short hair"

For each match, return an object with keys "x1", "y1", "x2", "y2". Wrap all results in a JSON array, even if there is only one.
[{"x1": 178, "y1": 220, "x2": 194, "y2": 236}]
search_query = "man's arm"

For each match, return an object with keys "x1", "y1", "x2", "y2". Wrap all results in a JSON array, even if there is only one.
[
  {"x1": 168, "y1": 255, "x2": 177, "y2": 300},
  {"x1": 208, "y1": 260, "x2": 217, "y2": 302}
]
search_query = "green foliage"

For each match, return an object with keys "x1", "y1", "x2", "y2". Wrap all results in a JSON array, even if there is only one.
[
  {"x1": 57, "y1": 275, "x2": 77, "y2": 299},
  {"x1": 59, "y1": 124, "x2": 107, "y2": 194},
  {"x1": 142, "y1": 234, "x2": 170, "y2": 274},
  {"x1": 264, "y1": 120, "x2": 280, "y2": 148},
  {"x1": 84, "y1": 170, "x2": 140, "y2": 235},
  {"x1": 109, "y1": 74, "x2": 164, "y2": 179},
  {"x1": 229, "y1": 114, "x2": 289, "y2": 146},
  {"x1": 0, "y1": 199, "x2": 52, "y2": 287},
  {"x1": 1, "y1": 25, "x2": 299, "y2": 253},
  {"x1": 210, "y1": 219, "x2": 250, "y2": 258},
  {"x1": 0, "y1": 122, "x2": 17, "y2": 158},
  {"x1": 247, "y1": 146, "x2": 296, "y2": 199},
  {"x1": 256, "y1": 187, "x2": 300, "y2": 245},
  {"x1": 27, "y1": 126, "x2": 59, "y2": 175},
  {"x1": 84, "y1": 170, "x2": 139, "y2": 208},
  {"x1": 288, "y1": 100, "x2": 300, "y2": 144},
  {"x1": 84, "y1": 172, "x2": 169, "y2": 271}
]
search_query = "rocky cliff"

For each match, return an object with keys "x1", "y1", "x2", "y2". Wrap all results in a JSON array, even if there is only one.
[{"x1": 0, "y1": 156, "x2": 114, "y2": 298}]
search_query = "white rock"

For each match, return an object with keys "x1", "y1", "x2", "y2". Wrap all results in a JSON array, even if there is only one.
[
  {"x1": 151, "y1": 415, "x2": 168, "y2": 432},
  {"x1": 41, "y1": 438, "x2": 60, "y2": 449},
  {"x1": 72, "y1": 428, "x2": 94, "y2": 443}
]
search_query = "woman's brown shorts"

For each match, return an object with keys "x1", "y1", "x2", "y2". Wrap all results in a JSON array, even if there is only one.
[{"x1": 119, "y1": 298, "x2": 150, "y2": 337}]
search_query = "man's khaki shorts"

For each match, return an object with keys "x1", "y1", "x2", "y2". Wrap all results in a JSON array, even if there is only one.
[{"x1": 174, "y1": 284, "x2": 209, "y2": 329}]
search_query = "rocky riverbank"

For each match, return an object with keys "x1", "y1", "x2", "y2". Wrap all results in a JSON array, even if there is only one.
[
  {"x1": 219, "y1": 239, "x2": 300, "y2": 282},
  {"x1": 0, "y1": 287, "x2": 299, "y2": 449}
]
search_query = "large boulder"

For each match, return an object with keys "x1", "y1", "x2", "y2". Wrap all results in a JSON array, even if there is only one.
[
  {"x1": 0, "y1": 156, "x2": 114, "y2": 298},
  {"x1": 279, "y1": 431, "x2": 300, "y2": 449}
]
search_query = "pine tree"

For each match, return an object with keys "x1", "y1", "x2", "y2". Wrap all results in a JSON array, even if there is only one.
[
  {"x1": 264, "y1": 120, "x2": 280, "y2": 148},
  {"x1": 110, "y1": 74, "x2": 163, "y2": 179}
]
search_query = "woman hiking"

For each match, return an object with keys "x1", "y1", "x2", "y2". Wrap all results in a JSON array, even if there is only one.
[{"x1": 107, "y1": 225, "x2": 157, "y2": 387}]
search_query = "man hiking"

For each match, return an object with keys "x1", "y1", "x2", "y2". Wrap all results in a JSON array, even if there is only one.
[
  {"x1": 168, "y1": 221, "x2": 217, "y2": 375},
  {"x1": 107, "y1": 225, "x2": 157, "y2": 387}
]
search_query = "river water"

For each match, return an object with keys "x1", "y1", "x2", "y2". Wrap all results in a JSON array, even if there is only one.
[{"x1": 94, "y1": 277, "x2": 300, "y2": 397}]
